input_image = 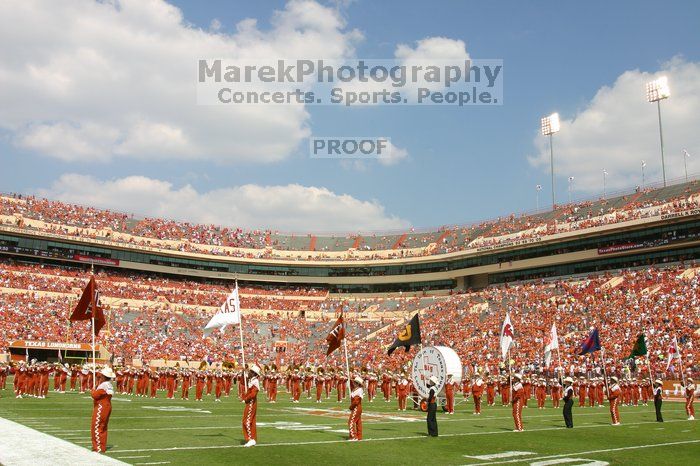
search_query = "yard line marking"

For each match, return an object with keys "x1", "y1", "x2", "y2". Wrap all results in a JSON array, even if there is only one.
[
  {"x1": 113, "y1": 456, "x2": 151, "y2": 459},
  {"x1": 288, "y1": 406, "x2": 422, "y2": 422},
  {"x1": 464, "y1": 451, "x2": 535, "y2": 460},
  {"x1": 133, "y1": 462, "x2": 170, "y2": 465},
  {"x1": 107, "y1": 419, "x2": 689, "y2": 453},
  {"x1": 460, "y1": 439, "x2": 700, "y2": 466}
]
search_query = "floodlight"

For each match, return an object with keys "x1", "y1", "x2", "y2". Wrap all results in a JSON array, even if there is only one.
[
  {"x1": 541, "y1": 113, "x2": 561, "y2": 136},
  {"x1": 646, "y1": 76, "x2": 670, "y2": 102}
]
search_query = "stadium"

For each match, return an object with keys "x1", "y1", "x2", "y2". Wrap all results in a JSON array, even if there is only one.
[{"x1": 1, "y1": 1, "x2": 699, "y2": 465}]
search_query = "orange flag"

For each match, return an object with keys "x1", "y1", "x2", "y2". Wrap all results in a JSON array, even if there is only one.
[
  {"x1": 69, "y1": 276, "x2": 106, "y2": 336},
  {"x1": 325, "y1": 314, "x2": 345, "y2": 356}
]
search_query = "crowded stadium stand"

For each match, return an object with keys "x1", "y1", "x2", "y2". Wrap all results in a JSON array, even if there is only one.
[{"x1": 0, "y1": 178, "x2": 698, "y2": 379}]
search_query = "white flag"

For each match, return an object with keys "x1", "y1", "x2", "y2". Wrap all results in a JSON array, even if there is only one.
[
  {"x1": 544, "y1": 323, "x2": 559, "y2": 367},
  {"x1": 500, "y1": 313, "x2": 514, "y2": 361},
  {"x1": 665, "y1": 336, "x2": 681, "y2": 371},
  {"x1": 204, "y1": 283, "x2": 241, "y2": 335}
]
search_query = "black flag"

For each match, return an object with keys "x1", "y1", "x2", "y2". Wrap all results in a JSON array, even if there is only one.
[{"x1": 387, "y1": 314, "x2": 421, "y2": 355}]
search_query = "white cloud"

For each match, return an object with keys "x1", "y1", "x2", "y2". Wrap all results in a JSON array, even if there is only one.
[
  {"x1": 395, "y1": 37, "x2": 469, "y2": 61},
  {"x1": 38, "y1": 174, "x2": 409, "y2": 232},
  {"x1": 528, "y1": 58, "x2": 700, "y2": 193},
  {"x1": 379, "y1": 141, "x2": 408, "y2": 166},
  {"x1": 0, "y1": 0, "x2": 361, "y2": 163},
  {"x1": 334, "y1": 36, "x2": 470, "y2": 108},
  {"x1": 209, "y1": 18, "x2": 222, "y2": 32}
]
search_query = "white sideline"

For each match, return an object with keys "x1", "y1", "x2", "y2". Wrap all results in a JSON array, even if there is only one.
[{"x1": 0, "y1": 417, "x2": 127, "y2": 466}]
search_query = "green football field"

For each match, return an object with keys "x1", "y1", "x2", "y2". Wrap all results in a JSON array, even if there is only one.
[{"x1": 0, "y1": 381, "x2": 698, "y2": 465}]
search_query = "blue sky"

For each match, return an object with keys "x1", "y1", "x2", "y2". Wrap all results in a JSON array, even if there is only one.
[{"x1": 1, "y1": 0, "x2": 699, "y2": 232}]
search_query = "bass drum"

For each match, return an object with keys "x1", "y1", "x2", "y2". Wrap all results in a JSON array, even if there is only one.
[{"x1": 411, "y1": 346, "x2": 462, "y2": 399}]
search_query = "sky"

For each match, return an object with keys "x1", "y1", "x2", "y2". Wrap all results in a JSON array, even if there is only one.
[{"x1": 1, "y1": 0, "x2": 699, "y2": 233}]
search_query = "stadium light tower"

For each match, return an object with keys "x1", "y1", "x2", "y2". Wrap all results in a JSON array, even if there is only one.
[
  {"x1": 646, "y1": 76, "x2": 671, "y2": 187},
  {"x1": 541, "y1": 113, "x2": 561, "y2": 208},
  {"x1": 683, "y1": 149, "x2": 691, "y2": 183},
  {"x1": 536, "y1": 184, "x2": 542, "y2": 210},
  {"x1": 603, "y1": 169, "x2": 608, "y2": 199},
  {"x1": 641, "y1": 160, "x2": 647, "y2": 189},
  {"x1": 568, "y1": 176, "x2": 574, "y2": 204}
]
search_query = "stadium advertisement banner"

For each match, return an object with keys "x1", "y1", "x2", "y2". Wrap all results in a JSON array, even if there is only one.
[
  {"x1": 597, "y1": 242, "x2": 645, "y2": 255},
  {"x1": 73, "y1": 254, "x2": 120, "y2": 266},
  {"x1": 10, "y1": 340, "x2": 99, "y2": 351},
  {"x1": 660, "y1": 208, "x2": 700, "y2": 221},
  {"x1": 475, "y1": 236, "x2": 542, "y2": 252}
]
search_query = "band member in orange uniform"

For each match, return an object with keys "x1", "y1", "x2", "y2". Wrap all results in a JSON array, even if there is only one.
[
  {"x1": 684, "y1": 378, "x2": 695, "y2": 420},
  {"x1": 195, "y1": 370, "x2": 206, "y2": 401},
  {"x1": 445, "y1": 374, "x2": 456, "y2": 414},
  {"x1": 486, "y1": 377, "x2": 496, "y2": 406},
  {"x1": 267, "y1": 368, "x2": 279, "y2": 402},
  {"x1": 348, "y1": 376, "x2": 364, "y2": 441},
  {"x1": 181, "y1": 368, "x2": 191, "y2": 400},
  {"x1": 608, "y1": 376, "x2": 621, "y2": 425},
  {"x1": 91, "y1": 367, "x2": 115, "y2": 453},
  {"x1": 242, "y1": 365, "x2": 261, "y2": 447},
  {"x1": 315, "y1": 368, "x2": 325, "y2": 403},
  {"x1": 397, "y1": 373, "x2": 409, "y2": 411},
  {"x1": 471, "y1": 375, "x2": 484, "y2": 414},
  {"x1": 512, "y1": 373, "x2": 524, "y2": 432}
]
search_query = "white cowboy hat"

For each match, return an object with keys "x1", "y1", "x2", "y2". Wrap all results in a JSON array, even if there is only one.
[
  {"x1": 429, "y1": 376, "x2": 438, "y2": 385},
  {"x1": 100, "y1": 367, "x2": 116, "y2": 379},
  {"x1": 250, "y1": 365, "x2": 261, "y2": 376},
  {"x1": 353, "y1": 376, "x2": 363, "y2": 385}
]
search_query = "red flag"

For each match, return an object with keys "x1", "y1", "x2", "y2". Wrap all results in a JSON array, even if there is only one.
[
  {"x1": 325, "y1": 314, "x2": 345, "y2": 356},
  {"x1": 69, "y1": 276, "x2": 106, "y2": 336}
]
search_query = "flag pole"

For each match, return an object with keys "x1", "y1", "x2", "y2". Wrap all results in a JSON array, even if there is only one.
[
  {"x1": 644, "y1": 333, "x2": 654, "y2": 388},
  {"x1": 90, "y1": 261, "x2": 97, "y2": 390},
  {"x1": 675, "y1": 335, "x2": 685, "y2": 387},
  {"x1": 91, "y1": 263, "x2": 96, "y2": 390},
  {"x1": 508, "y1": 347, "x2": 513, "y2": 405},
  {"x1": 236, "y1": 281, "x2": 247, "y2": 392},
  {"x1": 343, "y1": 332, "x2": 351, "y2": 399},
  {"x1": 601, "y1": 347, "x2": 610, "y2": 396},
  {"x1": 92, "y1": 313, "x2": 96, "y2": 390},
  {"x1": 556, "y1": 347, "x2": 563, "y2": 385}
]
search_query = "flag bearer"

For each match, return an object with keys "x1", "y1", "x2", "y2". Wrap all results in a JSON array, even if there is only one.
[
  {"x1": 653, "y1": 379, "x2": 664, "y2": 422},
  {"x1": 445, "y1": 374, "x2": 456, "y2": 414},
  {"x1": 512, "y1": 373, "x2": 524, "y2": 432},
  {"x1": 684, "y1": 378, "x2": 695, "y2": 420},
  {"x1": 91, "y1": 367, "x2": 115, "y2": 453},
  {"x1": 471, "y1": 375, "x2": 484, "y2": 415},
  {"x1": 562, "y1": 377, "x2": 574, "y2": 428},
  {"x1": 426, "y1": 376, "x2": 439, "y2": 437},
  {"x1": 348, "y1": 376, "x2": 364, "y2": 441},
  {"x1": 242, "y1": 365, "x2": 261, "y2": 447},
  {"x1": 608, "y1": 376, "x2": 622, "y2": 425}
]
